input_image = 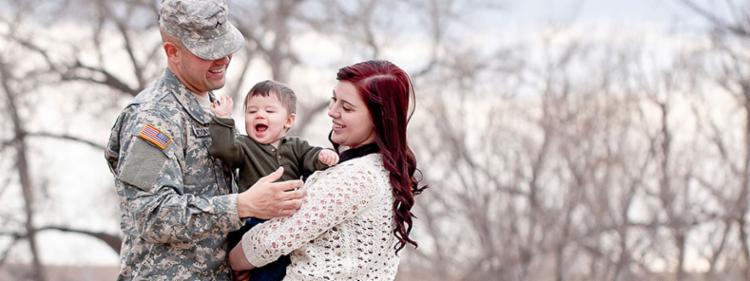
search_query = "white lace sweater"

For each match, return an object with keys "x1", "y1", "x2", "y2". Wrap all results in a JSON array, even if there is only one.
[{"x1": 240, "y1": 153, "x2": 400, "y2": 281}]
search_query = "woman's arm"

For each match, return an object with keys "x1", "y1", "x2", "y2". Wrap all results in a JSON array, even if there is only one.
[
  {"x1": 229, "y1": 242, "x2": 255, "y2": 271},
  {"x1": 236, "y1": 161, "x2": 379, "y2": 268}
]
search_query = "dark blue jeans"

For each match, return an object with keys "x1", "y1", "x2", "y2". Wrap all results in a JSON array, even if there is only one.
[{"x1": 227, "y1": 218, "x2": 291, "y2": 281}]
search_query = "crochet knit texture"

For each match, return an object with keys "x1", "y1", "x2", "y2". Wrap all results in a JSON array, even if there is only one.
[{"x1": 241, "y1": 153, "x2": 400, "y2": 281}]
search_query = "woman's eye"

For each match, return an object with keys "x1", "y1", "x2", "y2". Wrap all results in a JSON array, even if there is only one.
[{"x1": 330, "y1": 97, "x2": 337, "y2": 105}]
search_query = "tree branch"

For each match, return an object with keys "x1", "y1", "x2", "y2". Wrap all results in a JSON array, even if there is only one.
[
  {"x1": 37, "y1": 226, "x2": 121, "y2": 254},
  {"x1": 0, "y1": 226, "x2": 121, "y2": 255},
  {"x1": 24, "y1": 131, "x2": 105, "y2": 151}
]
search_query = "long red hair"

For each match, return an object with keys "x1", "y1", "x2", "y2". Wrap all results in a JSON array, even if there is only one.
[{"x1": 335, "y1": 60, "x2": 427, "y2": 253}]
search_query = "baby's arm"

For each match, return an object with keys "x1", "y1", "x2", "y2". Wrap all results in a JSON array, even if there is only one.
[
  {"x1": 292, "y1": 138, "x2": 338, "y2": 176},
  {"x1": 318, "y1": 149, "x2": 339, "y2": 166},
  {"x1": 211, "y1": 95, "x2": 234, "y2": 118},
  {"x1": 208, "y1": 96, "x2": 242, "y2": 167}
]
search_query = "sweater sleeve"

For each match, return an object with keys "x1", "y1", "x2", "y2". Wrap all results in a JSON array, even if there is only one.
[
  {"x1": 239, "y1": 162, "x2": 377, "y2": 267},
  {"x1": 208, "y1": 116, "x2": 243, "y2": 168},
  {"x1": 290, "y1": 137, "x2": 327, "y2": 177}
]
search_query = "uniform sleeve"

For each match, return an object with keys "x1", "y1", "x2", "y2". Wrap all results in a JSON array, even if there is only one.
[
  {"x1": 239, "y1": 163, "x2": 377, "y2": 267},
  {"x1": 292, "y1": 138, "x2": 327, "y2": 176},
  {"x1": 208, "y1": 116, "x2": 243, "y2": 168},
  {"x1": 113, "y1": 109, "x2": 242, "y2": 244}
]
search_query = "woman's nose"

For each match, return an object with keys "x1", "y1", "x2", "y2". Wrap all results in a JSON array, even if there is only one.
[{"x1": 327, "y1": 106, "x2": 338, "y2": 118}]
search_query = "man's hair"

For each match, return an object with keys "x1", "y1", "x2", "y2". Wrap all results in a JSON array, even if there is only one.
[
  {"x1": 244, "y1": 80, "x2": 297, "y2": 114},
  {"x1": 160, "y1": 30, "x2": 182, "y2": 47}
]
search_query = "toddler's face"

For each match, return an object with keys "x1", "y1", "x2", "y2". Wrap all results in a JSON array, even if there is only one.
[{"x1": 244, "y1": 94, "x2": 295, "y2": 146}]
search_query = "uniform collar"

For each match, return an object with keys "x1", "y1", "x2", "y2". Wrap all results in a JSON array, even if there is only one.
[{"x1": 162, "y1": 69, "x2": 212, "y2": 125}]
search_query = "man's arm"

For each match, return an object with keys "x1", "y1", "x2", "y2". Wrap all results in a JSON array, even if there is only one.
[
  {"x1": 128, "y1": 165, "x2": 303, "y2": 243},
  {"x1": 113, "y1": 110, "x2": 243, "y2": 244},
  {"x1": 113, "y1": 107, "x2": 304, "y2": 244},
  {"x1": 236, "y1": 167, "x2": 304, "y2": 219}
]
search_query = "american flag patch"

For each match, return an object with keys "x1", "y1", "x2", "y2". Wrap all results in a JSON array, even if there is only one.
[{"x1": 138, "y1": 124, "x2": 172, "y2": 150}]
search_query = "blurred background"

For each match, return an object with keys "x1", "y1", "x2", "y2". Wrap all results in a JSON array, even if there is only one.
[{"x1": 1, "y1": 0, "x2": 749, "y2": 280}]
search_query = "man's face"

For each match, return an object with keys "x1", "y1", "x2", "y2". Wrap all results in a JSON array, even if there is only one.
[{"x1": 170, "y1": 43, "x2": 231, "y2": 94}]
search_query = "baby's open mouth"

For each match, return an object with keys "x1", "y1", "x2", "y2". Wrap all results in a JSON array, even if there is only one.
[{"x1": 255, "y1": 124, "x2": 268, "y2": 133}]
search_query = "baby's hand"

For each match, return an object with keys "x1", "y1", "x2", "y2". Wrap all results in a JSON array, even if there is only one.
[
  {"x1": 318, "y1": 149, "x2": 339, "y2": 167},
  {"x1": 211, "y1": 95, "x2": 234, "y2": 118}
]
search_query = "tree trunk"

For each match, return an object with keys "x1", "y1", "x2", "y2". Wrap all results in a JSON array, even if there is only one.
[{"x1": 1, "y1": 59, "x2": 46, "y2": 281}]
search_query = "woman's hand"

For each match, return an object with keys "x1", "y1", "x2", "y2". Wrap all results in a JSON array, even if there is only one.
[
  {"x1": 229, "y1": 241, "x2": 256, "y2": 271},
  {"x1": 211, "y1": 95, "x2": 234, "y2": 118},
  {"x1": 232, "y1": 270, "x2": 251, "y2": 281}
]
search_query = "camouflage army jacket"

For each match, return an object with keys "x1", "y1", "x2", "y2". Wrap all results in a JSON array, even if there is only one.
[{"x1": 105, "y1": 69, "x2": 243, "y2": 281}]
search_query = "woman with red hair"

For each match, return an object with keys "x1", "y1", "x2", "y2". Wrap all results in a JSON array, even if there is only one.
[{"x1": 229, "y1": 60, "x2": 426, "y2": 280}]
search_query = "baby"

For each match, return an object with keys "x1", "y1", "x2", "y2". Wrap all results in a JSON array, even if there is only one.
[{"x1": 209, "y1": 80, "x2": 338, "y2": 281}]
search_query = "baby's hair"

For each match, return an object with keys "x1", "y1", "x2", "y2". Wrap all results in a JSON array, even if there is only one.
[{"x1": 244, "y1": 80, "x2": 297, "y2": 114}]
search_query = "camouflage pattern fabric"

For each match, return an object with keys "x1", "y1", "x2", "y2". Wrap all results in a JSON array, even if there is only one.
[
  {"x1": 159, "y1": 0, "x2": 244, "y2": 60},
  {"x1": 105, "y1": 69, "x2": 243, "y2": 281}
]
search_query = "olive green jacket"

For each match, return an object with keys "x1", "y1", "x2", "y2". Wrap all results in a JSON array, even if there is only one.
[{"x1": 208, "y1": 117, "x2": 328, "y2": 191}]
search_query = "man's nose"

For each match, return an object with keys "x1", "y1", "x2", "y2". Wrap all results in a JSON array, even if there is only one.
[{"x1": 213, "y1": 55, "x2": 231, "y2": 65}]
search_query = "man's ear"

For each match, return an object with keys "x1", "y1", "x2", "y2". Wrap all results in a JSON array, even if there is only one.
[
  {"x1": 163, "y1": 42, "x2": 179, "y2": 63},
  {"x1": 284, "y1": 113, "x2": 296, "y2": 130}
]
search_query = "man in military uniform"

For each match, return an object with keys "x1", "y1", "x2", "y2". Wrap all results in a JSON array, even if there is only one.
[{"x1": 104, "y1": 0, "x2": 304, "y2": 280}]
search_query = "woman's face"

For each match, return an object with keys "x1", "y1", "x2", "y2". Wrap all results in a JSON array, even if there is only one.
[{"x1": 328, "y1": 81, "x2": 376, "y2": 148}]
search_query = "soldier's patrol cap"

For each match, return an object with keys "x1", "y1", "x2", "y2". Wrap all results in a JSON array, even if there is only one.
[{"x1": 159, "y1": 0, "x2": 245, "y2": 60}]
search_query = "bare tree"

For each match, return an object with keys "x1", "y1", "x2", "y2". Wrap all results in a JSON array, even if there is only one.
[
  {"x1": 0, "y1": 0, "x2": 508, "y2": 278},
  {"x1": 0, "y1": 46, "x2": 47, "y2": 281},
  {"x1": 679, "y1": 0, "x2": 750, "y2": 279},
  {"x1": 0, "y1": 1, "x2": 162, "y2": 270},
  {"x1": 4, "y1": 0, "x2": 750, "y2": 280}
]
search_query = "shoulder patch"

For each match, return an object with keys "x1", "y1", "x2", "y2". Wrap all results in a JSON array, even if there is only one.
[{"x1": 139, "y1": 124, "x2": 172, "y2": 150}]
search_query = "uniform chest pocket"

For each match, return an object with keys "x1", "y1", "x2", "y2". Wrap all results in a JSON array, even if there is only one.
[
  {"x1": 192, "y1": 126, "x2": 210, "y2": 138},
  {"x1": 183, "y1": 124, "x2": 216, "y2": 188}
]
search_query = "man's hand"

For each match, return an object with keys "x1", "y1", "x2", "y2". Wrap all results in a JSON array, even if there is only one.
[
  {"x1": 211, "y1": 95, "x2": 234, "y2": 118},
  {"x1": 318, "y1": 149, "x2": 339, "y2": 166},
  {"x1": 236, "y1": 167, "x2": 304, "y2": 219}
]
